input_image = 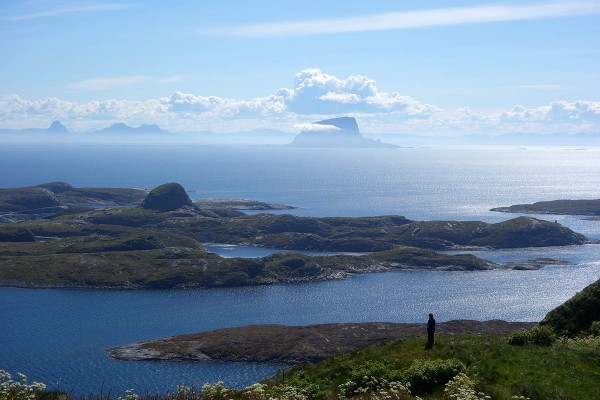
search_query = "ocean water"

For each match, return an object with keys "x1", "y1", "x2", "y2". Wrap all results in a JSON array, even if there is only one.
[{"x1": 1, "y1": 144, "x2": 600, "y2": 395}]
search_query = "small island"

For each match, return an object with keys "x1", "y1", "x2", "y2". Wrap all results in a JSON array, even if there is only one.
[
  {"x1": 108, "y1": 320, "x2": 536, "y2": 364},
  {"x1": 491, "y1": 198, "x2": 600, "y2": 216},
  {"x1": 0, "y1": 182, "x2": 592, "y2": 289}
]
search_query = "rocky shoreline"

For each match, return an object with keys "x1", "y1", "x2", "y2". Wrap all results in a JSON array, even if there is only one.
[{"x1": 107, "y1": 320, "x2": 537, "y2": 364}]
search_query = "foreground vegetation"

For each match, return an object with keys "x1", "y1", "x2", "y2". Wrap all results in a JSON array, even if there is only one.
[{"x1": 7, "y1": 331, "x2": 600, "y2": 400}]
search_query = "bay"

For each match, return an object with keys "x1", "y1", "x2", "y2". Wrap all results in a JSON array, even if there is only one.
[{"x1": 1, "y1": 144, "x2": 600, "y2": 395}]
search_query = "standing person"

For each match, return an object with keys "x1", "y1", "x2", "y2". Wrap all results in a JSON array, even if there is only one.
[{"x1": 427, "y1": 313, "x2": 436, "y2": 344}]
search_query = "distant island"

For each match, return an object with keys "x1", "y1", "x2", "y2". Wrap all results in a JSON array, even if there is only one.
[
  {"x1": 0, "y1": 182, "x2": 592, "y2": 289},
  {"x1": 491, "y1": 198, "x2": 600, "y2": 216},
  {"x1": 289, "y1": 117, "x2": 397, "y2": 148}
]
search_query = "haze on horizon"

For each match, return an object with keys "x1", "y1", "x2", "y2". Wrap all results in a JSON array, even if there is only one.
[{"x1": 1, "y1": 0, "x2": 599, "y2": 138}]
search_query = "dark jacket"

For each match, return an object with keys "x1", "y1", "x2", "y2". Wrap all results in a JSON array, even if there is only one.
[{"x1": 427, "y1": 316, "x2": 436, "y2": 332}]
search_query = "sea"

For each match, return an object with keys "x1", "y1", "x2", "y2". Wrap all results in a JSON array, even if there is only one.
[{"x1": 1, "y1": 144, "x2": 600, "y2": 396}]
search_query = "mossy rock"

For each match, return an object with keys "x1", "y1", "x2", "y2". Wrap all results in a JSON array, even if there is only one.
[{"x1": 139, "y1": 183, "x2": 193, "y2": 212}]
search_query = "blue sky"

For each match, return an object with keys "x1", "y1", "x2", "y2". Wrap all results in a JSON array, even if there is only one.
[{"x1": 1, "y1": 0, "x2": 599, "y2": 135}]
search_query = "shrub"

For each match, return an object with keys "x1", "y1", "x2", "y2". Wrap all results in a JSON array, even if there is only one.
[
  {"x1": 403, "y1": 358, "x2": 465, "y2": 394},
  {"x1": 443, "y1": 373, "x2": 490, "y2": 400},
  {"x1": 339, "y1": 361, "x2": 403, "y2": 395},
  {"x1": 338, "y1": 380, "x2": 413, "y2": 399},
  {"x1": 508, "y1": 326, "x2": 555, "y2": 346},
  {"x1": 507, "y1": 330, "x2": 531, "y2": 346},
  {"x1": 528, "y1": 326, "x2": 555, "y2": 346},
  {"x1": 0, "y1": 370, "x2": 46, "y2": 400},
  {"x1": 587, "y1": 320, "x2": 600, "y2": 336}
]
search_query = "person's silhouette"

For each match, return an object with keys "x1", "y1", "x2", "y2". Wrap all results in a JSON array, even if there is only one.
[{"x1": 427, "y1": 313, "x2": 436, "y2": 345}]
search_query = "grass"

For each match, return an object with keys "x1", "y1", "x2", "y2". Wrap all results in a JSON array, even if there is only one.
[{"x1": 271, "y1": 332, "x2": 600, "y2": 400}]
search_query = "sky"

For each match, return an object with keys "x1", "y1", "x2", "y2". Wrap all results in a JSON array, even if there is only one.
[{"x1": 1, "y1": 0, "x2": 599, "y2": 135}]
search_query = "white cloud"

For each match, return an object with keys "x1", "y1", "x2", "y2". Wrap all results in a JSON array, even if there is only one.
[
  {"x1": 207, "y1": 1, "x2": 600, "y2": 37},
  {"x1": 500, "y1": 100, "x2": 600, "y2": 124},
  {"x1": 6, "y1": 3, "x2": 135, "y2": 21},
  {"x1": 293, "y1": 123, "x2": 342, "y2": 132},
  {"x1": 280, "y1": 68, "x2": 439, "y2": 116},
  {"x1": 1, "y1": 69, "x2": 599, "y2": 135},
  {"x1": 71, "y1": 76, "x2": 148, "y2": 91},
  {"x1": 163, "y1": 91, "x2": 286, "y2": 118}
]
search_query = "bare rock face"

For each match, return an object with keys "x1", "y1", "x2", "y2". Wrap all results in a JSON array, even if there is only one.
[{"x1": 140, "y1": 183, "x2": 193, "y2": 212}]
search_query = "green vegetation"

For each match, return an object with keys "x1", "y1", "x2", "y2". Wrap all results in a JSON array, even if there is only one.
[
  {"x1": 507, "y1": 326, "x2": 556, "y2": 346},
  {"x1": 544, "y1": 278, "x2": 600, "y2": 336},
  {"x1": 0, "y1": 186, "x2": 60, "y2": 212},
  {"x1": 267, "y1": 332, "x2": 600, "y2": 399},
  {"x1": 10, "y1": 331, "x2": 600, "y2": 399}
]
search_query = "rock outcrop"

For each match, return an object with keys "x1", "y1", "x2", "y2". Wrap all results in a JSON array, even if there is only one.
[{"x1": 139, "y1": 183, "x2": 193, "y2": 212}]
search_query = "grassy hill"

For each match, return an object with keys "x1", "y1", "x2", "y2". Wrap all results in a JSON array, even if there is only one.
[{"x1": 544, "y1": 277, "x2": 600, "y2": 336}]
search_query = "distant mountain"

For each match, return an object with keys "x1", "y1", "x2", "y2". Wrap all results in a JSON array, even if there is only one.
[
  {"x1": 0, "y1": 120, "x2": 70, "y2": 135},
  {"x1": 48, "y1": 120, "x2": 69, "y2": 134},
  {"x1": 95, "y1": 123, "x2": 169, "y2": 135},
  {"x1": 290, "y1": 117, "x2": 397, "y2": 148}
]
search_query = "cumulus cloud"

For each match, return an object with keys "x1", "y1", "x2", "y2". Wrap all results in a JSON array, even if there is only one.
[
  {"x1": 280, "y1": 68, "x2": 440, "y2": 116},
  {"x1": 500, "y1": 100, "x2": 600, "y2": 123},
  {"x1": 1, "y1": 69, "x2": 599, "y2": 135},
  {"x1": 163, "y1": 91, "x2": 286, "y2": 118}
]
